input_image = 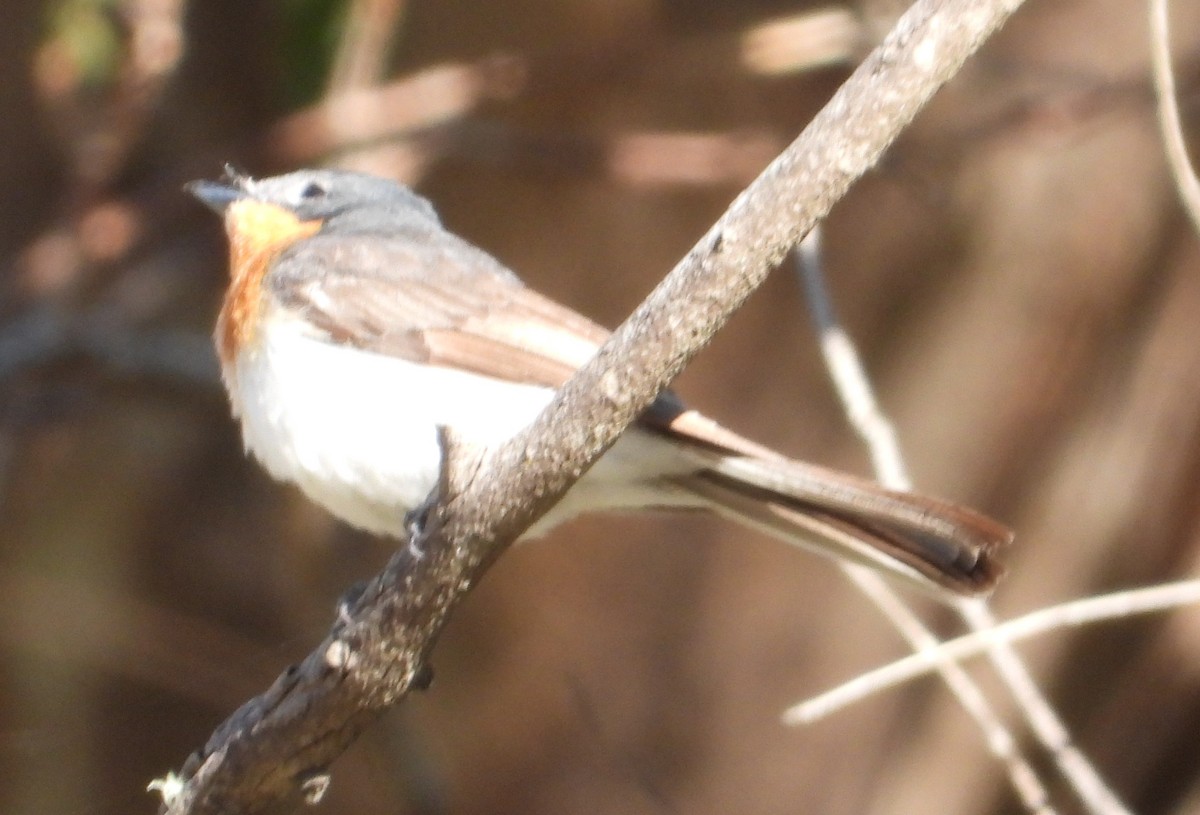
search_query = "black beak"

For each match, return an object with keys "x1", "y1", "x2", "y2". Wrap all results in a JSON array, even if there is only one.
[{"x1": 186, "y1": 179, "x2": 243, "y2": 214}]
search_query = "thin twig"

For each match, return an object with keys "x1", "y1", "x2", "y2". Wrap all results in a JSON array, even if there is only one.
[
  {"x1": 794, "y1": 231, "x2": 1054, "y2": 815},
  {"x1": 794, "y1": 206, "x2": 1130, "y2": 814},
  {"x1": 790, "y1": 579, "x2": 1200, "y2": 720},
  {"x1": 795, "y1": 229, "x2": 908, "y2": 486},
  {"x1": 1149, "y1": 0, "x2": 1200, "y2": 237},
  {"x1": 955, "y1": 598, "x2": 1131, "y2": 815}
]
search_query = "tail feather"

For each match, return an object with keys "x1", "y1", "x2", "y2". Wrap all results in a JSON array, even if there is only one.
[{"x1": 674, "y1": 456, "x2": 1010, "y2": 597}]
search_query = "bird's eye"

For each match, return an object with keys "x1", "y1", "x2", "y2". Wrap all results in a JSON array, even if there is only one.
[{"x1": 299, "y1": 181, "x2": 327, "y2": 200}]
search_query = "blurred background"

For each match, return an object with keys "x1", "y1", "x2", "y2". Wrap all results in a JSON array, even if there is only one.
[{"x1": 2, "y1": 0, "x2": 1200, "y2": 813}]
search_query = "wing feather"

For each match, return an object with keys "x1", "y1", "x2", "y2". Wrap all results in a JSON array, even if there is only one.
[
  {"x1": 267, "y1": 231, "x2": 607, "y2": 388},
  {"x1": 266, "y1": 229, "x2": 786, "y2": 454}
]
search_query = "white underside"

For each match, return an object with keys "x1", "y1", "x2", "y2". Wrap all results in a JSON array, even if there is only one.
[{"x1": 226, "y1": 313, "x2": 704, "y2": 538}]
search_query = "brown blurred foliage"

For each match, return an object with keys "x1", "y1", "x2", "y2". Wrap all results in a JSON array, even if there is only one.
[{"x1": 2, "y1": 1, "x2": 1200, "y2": 813}]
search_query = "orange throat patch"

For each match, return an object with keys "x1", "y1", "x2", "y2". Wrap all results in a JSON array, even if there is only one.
[{"x1": 216, "y1": 200, "x2": 322, "y2": 369}]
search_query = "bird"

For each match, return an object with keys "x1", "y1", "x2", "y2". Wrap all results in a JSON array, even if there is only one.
[{"x1": 187, "y1": 168, "x2": 1011, "y2": 597}]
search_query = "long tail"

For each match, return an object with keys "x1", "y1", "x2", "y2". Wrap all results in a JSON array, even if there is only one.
[
  {"x1": 677, "y1": 455, "x2": 1009, "y2": 596},
  {"x1": 646, "y1": 404, "x2": 1011, "y2": 598}
]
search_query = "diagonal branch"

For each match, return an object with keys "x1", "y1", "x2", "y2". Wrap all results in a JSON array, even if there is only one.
[{"x1": 157, "y1": 1, "x2": 1029, "y2": 813}]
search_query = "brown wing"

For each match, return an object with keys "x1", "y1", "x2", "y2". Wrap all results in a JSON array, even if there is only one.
[{"x1": 266, "y1": 230, "x2": 610, "y2": 388}]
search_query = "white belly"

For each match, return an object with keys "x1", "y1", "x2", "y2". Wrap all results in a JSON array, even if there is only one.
[{"x1": 225, "y1": 317, "x2": 700, "y2": 538}]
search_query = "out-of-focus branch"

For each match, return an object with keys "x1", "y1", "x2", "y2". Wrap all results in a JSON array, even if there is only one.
[
  {"x1": 791, "y1": 579, "x2": 1200, "y2": 720},
  {"x1": 0, "y1": 307, "x2": 216, "y2": 387},
  {"x1": 792, "y1": 232, "x2": 1055, "y2": 815},
  {"x1": 35, "y1": 0, "x2": 187, "y2": 190},
  {"x1": 157, "y1": 1, "x2": 1031, "y2": 813},
  {"x1": 268, "y1": 56, "x2": 526, "y2": 167},
  {"x1": 741, "y1": 7, "x2": 866, "y2": 75},
  {"x1": 797, "y1": 222, "x2": 1133, "y2": 813},
  {"x1": 327, "y1": 0, "x2": 408, "y2": 92},
  {"x1": 1150, "y1": 0, "x2": 1200, "y2": 237}
]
